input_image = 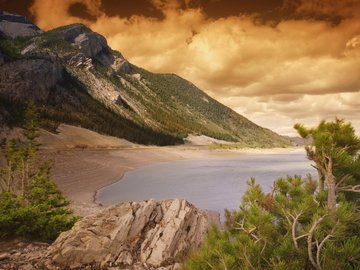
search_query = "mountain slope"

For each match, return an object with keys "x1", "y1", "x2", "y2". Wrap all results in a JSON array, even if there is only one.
[{"x1": 0, "y1": 12, "x2": 291, "y2": 147}]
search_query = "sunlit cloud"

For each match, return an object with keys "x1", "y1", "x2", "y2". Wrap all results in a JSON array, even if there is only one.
[{"x1": 29, "y1": 0, "x2": 360, "y2": 135}]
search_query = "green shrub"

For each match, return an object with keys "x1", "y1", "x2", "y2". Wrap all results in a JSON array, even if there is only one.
[
  {"x1": 0, "y1": 103, "x2": 78, "y2": 241},
  {"x1": 185, "y1": 119, "x2": 360, "y2": 269},
  {"x1": 0, "y1": 37, "x2": 31, "y2": 59},
  {"x1": 184, "y1": 176, "x2": 360, "y2": 270}
]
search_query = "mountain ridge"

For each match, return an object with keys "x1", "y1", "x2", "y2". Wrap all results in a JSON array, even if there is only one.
[{"x1": 0, "y1": 11, "x2": 291, "y2": 147}]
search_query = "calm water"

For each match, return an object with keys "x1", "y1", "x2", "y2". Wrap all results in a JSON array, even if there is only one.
[{"x1": 96, "y1": 150, "x2": 315, "y2": 215}]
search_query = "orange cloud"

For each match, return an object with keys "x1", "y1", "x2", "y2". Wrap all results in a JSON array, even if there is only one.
[
  {"x1": 29, "y1": 0, "x2": 102, "y2": 30},
  {"x1": 293, "y1": 0, "x2": 360, "y2": 18},
  {"x1": 29, "y1": 0, "x2": 360, "y2": 135}
]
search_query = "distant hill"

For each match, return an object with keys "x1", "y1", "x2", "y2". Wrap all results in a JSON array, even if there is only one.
[
  {"x1": 284, "y1": 136, "x2": 311, "y2": 146},
  {"x1": 0, "y1": 11, "x2": 291, "y2": 147}
]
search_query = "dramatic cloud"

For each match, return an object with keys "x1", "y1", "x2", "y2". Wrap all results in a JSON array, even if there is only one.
[
  {"x1": 29, "y1": 0, "x2": 103, "y2": 29},
  {"x1": 29, "y1": 0, "x2": 360, "y2": 135},
  {"x1": 291, "y1": 0, "x2": 360, "y2": 18}
]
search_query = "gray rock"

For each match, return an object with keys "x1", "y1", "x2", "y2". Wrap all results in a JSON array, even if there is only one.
[
  {"x1": 74, "y1": 32, "x2": 106, "y2": 59},
  {"x1": 21, "y1": 42, "x2": 37, "y2": 55},
  {"x1": 112, "y1": 57, "x2": 133, "y2": 74},
  {"x1": 45, "y1": 199, "x2": 219, "y2": 269},
  {"x1": 67, "y1": 53, "x2": 94, "y2": 71},
  {"x1": 61, "y1": 23, "x2": 115, "y2": 65},
  {"x1": 0, "y1": 58, "x2": 63, "y2": 102},
  {"x1": 62, "y1": 24, "x2": 89, "y2": 43},
  {"x1": 0, "y1": 11, "x2": 42, "y2": 38}
]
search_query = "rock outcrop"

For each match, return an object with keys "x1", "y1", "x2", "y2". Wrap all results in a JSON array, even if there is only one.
[
  {"x1": 112, "y1": 57, "x2": 134, "y2": 74},
  {"x1": 45, "y1": 199, "x2": 218, "y2": 269},
  {"x1": 0, "y1": 58, "x2": 63, "y2": 102},
  {"x1": 0, "y1": 10, "x2": 292, "y2": 147},
  {"x1": 0, "y1": 11, "x2": 42, "y2": 38},
  {"x1": 62, "y1": 24, "x2": 115, "y2": 66}
]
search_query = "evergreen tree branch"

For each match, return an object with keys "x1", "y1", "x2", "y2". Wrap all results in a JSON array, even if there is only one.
[
  {"x1": 337, "y1": 185, "x2": 360, "y2": 193},
  {"x1": 307, "y1": 215, "x2": 327, "y2": 270}
]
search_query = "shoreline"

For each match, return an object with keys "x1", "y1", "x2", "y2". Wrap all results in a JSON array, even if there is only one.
[
  {"x1": 45, "y1": 146, "x2": 304, "y2": 216},
  {"x1": 91, "y1": 170, "x2": 126, "y2": 206},
  {"x1": 47, "y1": 146, "x2": 189, "y2": 216}
]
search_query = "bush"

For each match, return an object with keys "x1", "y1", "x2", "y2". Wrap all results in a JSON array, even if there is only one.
[
  {"x1": 184, "y1": 176, "x2": 360, "y2": 270},
  {"x1": 185, "y1": 119, "x2": 360, "y2": 269},
  {"x1": 0, "y1": 193, "x2": 76, "y2": 240},
  {"x1": 0, "y1": 103, "x2": 77, "y2": 241}
]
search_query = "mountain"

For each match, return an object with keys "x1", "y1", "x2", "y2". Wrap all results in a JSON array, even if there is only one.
[{"x1": 0, "y1": 11, "x2": 291, "y2": 147}]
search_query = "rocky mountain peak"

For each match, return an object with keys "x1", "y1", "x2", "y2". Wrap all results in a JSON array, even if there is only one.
[
  {"x1": 56, "y1": 23, "x2": 133, "y2": 70},
  {"x1": 0, "y1": 10, "x2": 42, "y2": 38},
  {"x1": 0, "y1": 10, "x2": 291, "y2": 147}
]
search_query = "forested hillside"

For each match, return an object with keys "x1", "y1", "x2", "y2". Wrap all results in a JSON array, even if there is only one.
[{"x1": 0, "y1": 12, "x2": 291, "y2": 147}]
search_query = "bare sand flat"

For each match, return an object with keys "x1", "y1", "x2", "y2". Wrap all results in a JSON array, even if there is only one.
[
  {"x1": 45, "y1": 146, "x2": 234, "y2": 215},
  {"x1": 2, "y1": 124, "x2": 302, "y2": 216},
  {"x1": 47, "y1": 146, "x2": 303, "y2": 216}
]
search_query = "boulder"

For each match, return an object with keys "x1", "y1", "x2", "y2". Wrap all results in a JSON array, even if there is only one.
[
  {"x1": 0, "y1": 11, "x2": 42, "y2": 38},
  {"x1": 45, "y1": 199, "x2": 219, "y2": 269}
]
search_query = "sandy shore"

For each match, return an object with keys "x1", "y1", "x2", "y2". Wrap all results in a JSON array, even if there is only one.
[
  {"x1": 3, "y1": 124, "x2": 302, "y2": 216},
  {"x1": 46, "y1": 147, "x2": 186, "y2": 216},
  {"x1": 46, "y1": 145, "x2": 303, "y2": 216}
]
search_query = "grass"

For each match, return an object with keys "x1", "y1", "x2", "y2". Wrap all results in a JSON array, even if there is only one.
[
  {"x1": 0, "y1": 36, "x2": 32, "y2": 59},
  {"x1": 0, "y1": 24, "x2": 292, "y2": 148}
]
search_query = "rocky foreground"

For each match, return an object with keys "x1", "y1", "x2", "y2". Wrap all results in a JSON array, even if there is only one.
[{"x1": 0, "y1": 199, "x2": 219, "y2": 270}]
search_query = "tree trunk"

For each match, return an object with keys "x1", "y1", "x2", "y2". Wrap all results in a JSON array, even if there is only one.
[
  {"x1": 318, "y1": 170, "x2": 324, "y2": 192},
  {"x1": 25, "y1": 161, "x2": 30, "y2": 194},
  {"x1": 321, "y1": 155, "x2": 337, "y2": 211},
  {"x1": 7, "y1": 161, "x2": 12, "y2": 192},
  {"x1": 327, "y1": 176, "x2": 336, "y2": 210},
  {"x1": 21, "y1": 159, "x2": 26, "y2": 196}
]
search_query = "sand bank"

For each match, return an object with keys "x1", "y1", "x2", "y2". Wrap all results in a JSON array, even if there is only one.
[{"x1": 46, "y1": 146, "x2": 302, "y2": 216}]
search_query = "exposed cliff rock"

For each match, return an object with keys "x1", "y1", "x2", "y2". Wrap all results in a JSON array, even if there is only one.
[
  {"x1": 0, "y1": 11, "x2": 42, "y2": 38},
  {"x1": 0, "y1": 11, "x2": 292, "y2": 147},
  {"x1": 112, "y1": 57, "x2": 134, "y2": 74},
  {"x1": 0, "y1": 58, "x2": 63, "y2": 102},
  {"x1": 45, "y1": 199, "x2": 219, "y2": 269},
  {"x1": 61, "y1": 24, "x2": 115, "y2": 66}
]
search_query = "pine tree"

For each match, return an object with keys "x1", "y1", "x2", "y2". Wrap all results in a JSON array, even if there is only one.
[
  {"x1": 21, "y1": 102, "x2": 40, "y2": 196},
  {"x1": 185, "y1": 176, "x2": 360, "y2": 270},
  {"x1": 294, "y1": 118, "x2": 360, "y2": 210},
  {"x1": 0, "y1": 139, "x2": 22, "y2": 193},
  {"x1": 0, "y1": 102, "x2": 77, "y2": 241},
  {"x1": 185, "y1": 118, "x2": 360, "y2": 270}
]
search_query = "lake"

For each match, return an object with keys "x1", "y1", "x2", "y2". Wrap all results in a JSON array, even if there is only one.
[{"x1": 96, "y1": 149, "x2": 315, "y2": 216}]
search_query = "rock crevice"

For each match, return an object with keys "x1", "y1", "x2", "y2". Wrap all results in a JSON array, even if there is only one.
[{"x1": 45, "y1": 199, "x2": 219, "y2": 269}]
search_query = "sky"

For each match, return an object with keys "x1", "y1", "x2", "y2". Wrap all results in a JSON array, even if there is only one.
[{"x1": 1, "y1": 0, "x2": 360, "y2": 136}]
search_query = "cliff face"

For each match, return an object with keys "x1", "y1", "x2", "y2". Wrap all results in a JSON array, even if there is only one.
[
  {"x1": 0, "y1": 11, "x2": 42, "y2": 38},
  {"x1": 0, "y1": 11, "x2": 291, "y2": 147},
  {"x1": 0, "y1": 58, "x2": 63, "y2": 102}
]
